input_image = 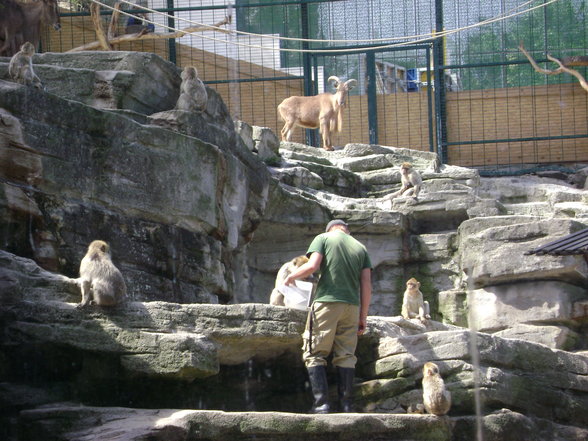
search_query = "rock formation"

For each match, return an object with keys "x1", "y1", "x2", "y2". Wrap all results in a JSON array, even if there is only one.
[{"x1": 1, "y1": 51, "x2": 588, "y2": 440}]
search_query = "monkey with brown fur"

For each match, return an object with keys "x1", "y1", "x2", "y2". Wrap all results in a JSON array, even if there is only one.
[
  {"x1": 422, "y1": 361, "x2": 451, "y2": 416},
  {"x1": 389, "y1": 162, "x2": 422, "y2": 199},
  {"x1": 175, "y1": 66, "x2": 208, "y2": 112},
  {"x1": 78, "y1": 240, "x2": 127, "y2": 308},
  {"x1": 401, "y1": 277, "x2": 430, "y2": 322},
  {"x1": 270, "y1": 255, "x2": 311, "y2": 306},
  {"x1": 8, "y1": 42, "x2": 43, "y2": 89}
]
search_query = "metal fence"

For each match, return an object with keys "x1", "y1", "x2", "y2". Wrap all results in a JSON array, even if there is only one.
[{"x1": 44, "y1": 0, "x2": 588, "y2": 174}]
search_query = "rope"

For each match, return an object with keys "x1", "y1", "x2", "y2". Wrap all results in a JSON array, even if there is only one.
[{"x1": 89, "y1": 0, "x2": 561, "y2": 55}]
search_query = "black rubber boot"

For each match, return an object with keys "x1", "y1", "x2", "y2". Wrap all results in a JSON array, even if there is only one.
[
  {"x1": 307, "y1": 365, "x2": 330, "y2": 414},
  {"x1": 337, "y1": 367, "x2": 355, "y2": 413}
]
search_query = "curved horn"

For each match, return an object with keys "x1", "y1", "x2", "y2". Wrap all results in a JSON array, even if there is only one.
[
  {"x1": 327, "y1": 76, "x2": 341, "y2": 87},
  {"x1": 345, "y1": 79, "x2": 358, "y2": 90}
]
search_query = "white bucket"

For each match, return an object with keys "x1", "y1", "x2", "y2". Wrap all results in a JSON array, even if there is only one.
[{"x1": 279, "y1": 280, "x2": 313, "y2": 310}]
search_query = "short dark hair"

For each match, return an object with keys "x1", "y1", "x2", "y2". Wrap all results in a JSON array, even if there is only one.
[{"x1": 325, "y1": 219, "x2": 348, "y2": 232}]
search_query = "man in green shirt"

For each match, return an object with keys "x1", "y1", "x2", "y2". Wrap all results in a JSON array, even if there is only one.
[{"x1": 285, "y1": 219, "x2": 372, "y2": 413}]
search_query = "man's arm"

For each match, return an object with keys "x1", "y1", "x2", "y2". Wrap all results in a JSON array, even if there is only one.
[
  {"x1": 283, "y1": 252, "x2": 322, "y2": 286},
  {"x1": 357, "y1": 267, "x2": 372, "y2": 335}
]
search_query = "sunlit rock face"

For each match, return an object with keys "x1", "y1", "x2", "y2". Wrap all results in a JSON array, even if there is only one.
[
  {"x1": 1, "y1": 252, "x2": 588, "y2": 441},
  {"x1": 1, "y1": 50, "x2": 588, "y2": 441},
  {"x1": 2, "y1": 51, "x2": 587, "y2": 348},
  {"x1": 0, "y1": 52, "x2": 269, "y2": 304},
  {"x1": 246, "y1": 141, "x2": 588, "y2": 351}
]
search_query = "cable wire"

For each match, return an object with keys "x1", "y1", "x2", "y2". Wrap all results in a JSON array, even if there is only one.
[{"x1": 89, "y1": 0, "x2": 562, "y2": 54}]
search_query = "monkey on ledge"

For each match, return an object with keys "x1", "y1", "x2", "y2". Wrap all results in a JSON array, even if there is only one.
[
  {"x1": 8, "y1": 42, "x2": 44, "y2": 90},
  {"x1": 77, "y1": 240, "x2": 127, "y2": 308},
  {"x1": 387, "y1": 162, "x2": 423, "y2": 200},
  {"x1": 401, "y1": 277, "x2": 430, "y2": 323}
]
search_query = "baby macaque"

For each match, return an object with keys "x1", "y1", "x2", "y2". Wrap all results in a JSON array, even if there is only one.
[
  {"x1": 8, "y1": 42, "x2": 44, "y2": 89},
  {"x1": 389, "y1": 162, "x2": 422, "y2": 199},
  {"x1": 401, "y1": 277, "x2": 430, "y2": 322},
  {"x1": 78, "y1": 240, "x2": 127, "y2": 308},
  {"x1": 422, "y1": 362, "x2": 451, "y2": 416},
  {"x1": 175, "y1": 66, "x2": 208, "y2": 112},
  {"x1": 270, "y1": 255, "x2": 310, "y2": 306}
]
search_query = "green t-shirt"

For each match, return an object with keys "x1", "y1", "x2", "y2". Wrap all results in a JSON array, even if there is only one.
[{"x1": 306, "y1": 231, "x2": 372, "y2": 305}]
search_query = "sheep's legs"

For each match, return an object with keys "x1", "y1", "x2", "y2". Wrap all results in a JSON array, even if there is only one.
[
  {"x1": 319, "y1": 118, "x2": 333, "y2": 150},
  {"x1": 281, "y1": 121, "x2": 294, "y2": 141}
]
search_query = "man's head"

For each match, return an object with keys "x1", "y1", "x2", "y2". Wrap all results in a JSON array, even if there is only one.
[{"x1": 325, "y1": 219, "x2": 349, "y2": 233}]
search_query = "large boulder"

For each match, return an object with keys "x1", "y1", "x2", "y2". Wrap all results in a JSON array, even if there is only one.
[
  {"x1": 0, "y1": 51, "x2": 182, "y2": 114},
  {"x1": 0, "y1": 71, "x2": 269, "y2": 303}
]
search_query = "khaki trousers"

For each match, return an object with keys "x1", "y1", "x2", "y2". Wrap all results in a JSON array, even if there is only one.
[{"x1": 302, "y1": 301, "x2": 360, "y2": 369}]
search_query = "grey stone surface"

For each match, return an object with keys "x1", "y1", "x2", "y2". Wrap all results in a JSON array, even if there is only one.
[
  {"x1": 2, "y1": 50, "x2": 588, "y2": 441},
  {"x1": 0, "y1": 62, "x2": 269, "y2": 304},
  {"x1": 1, "y1": 51, "x2": 181, "y2": 114},
  {"x1": 20, "y1": 405, "x2": 588, "y2": 441},
  {"x1": 2, "y1": 253, "x2": 588, "y2": 439}
]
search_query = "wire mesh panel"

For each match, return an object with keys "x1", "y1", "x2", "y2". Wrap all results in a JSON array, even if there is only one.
[
  {"x1": 39, "y1": 0, "x2": 588, "y2": 172},
  {"x1": 442, "y1": 0, "x2": 588, "y2": 173}
]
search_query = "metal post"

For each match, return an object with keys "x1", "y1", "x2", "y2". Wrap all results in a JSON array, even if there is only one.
[
  {"x1": 425, "y1": 48, "x2": 435, "y2": 152},
  {"x1": 433, "y1": 0, "x2": 447, "y2": 163},
  {"x1": 366, "y1": 51, "x2": 378, "y2": 145},
  {"x1": 301, "y1": 1, "x2": 317, "y2": 147},
  {"x1": 167, "y1": 0, "x2": 177, "y2": 64}
]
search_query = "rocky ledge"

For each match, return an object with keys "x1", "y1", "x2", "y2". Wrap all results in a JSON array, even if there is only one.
[
  {"x1": 1, "y1": 251, "x2": 588, "y2": 440},
  {"x1": 17, "y1": 406, "x2": 588, "y2": 441}
]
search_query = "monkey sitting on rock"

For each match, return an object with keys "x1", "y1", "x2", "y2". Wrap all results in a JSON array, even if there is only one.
[
  {"x1": 8, "y1": 42, "x2": 44, "y2": 90},
  {"x1": 175, "y1": 66, "x2": 208, "y2": 113},
  {"x1": 270, "y1": 255, "x2": 312, "y2": 307},
  {"x1": 422, "y1": 361, "x2": 452, "y2": 416},
  {"x1": 77, "y1": 240, "x2": 127, "y2": 308},
  {"x1": 401, "y1": 277, "x2": 430, "y2": 322},
  {"x1": 388, "y1": 162, "x2": 422, "y2": 199}
]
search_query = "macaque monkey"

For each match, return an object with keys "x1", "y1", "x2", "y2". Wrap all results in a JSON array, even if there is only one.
[
  {"x1": 8, "y1": 42, "x2": 43, "y2": 89},
  {"x1": 270, "y1": 255, "x2": 310, "y2": 306},
  {"x1": 422, "y1": 362, "x2": 451, "y2": 416},
  {"x1": 78, "y1": 240, "x2": 127, "y2": 308},
  {"x1": 175, "y1": 66, "x2": 208, "y2": 112},
  {"x1": 389, "y1": 162, "x2": 422, "y2": 199},
  {"x1": 406, "y1": 403, "x2": 425, "y2": 414},
  {"x1": 401, "y1": 278, "x2": 430, "y2": 322}
]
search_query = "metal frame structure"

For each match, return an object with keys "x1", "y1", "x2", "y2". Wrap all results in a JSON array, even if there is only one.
[{"x1": 50, "y1": 0, "x2": 588, "y2": 174}]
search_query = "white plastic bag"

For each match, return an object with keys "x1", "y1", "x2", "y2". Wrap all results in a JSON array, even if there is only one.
[{"x1": 279, "y1": 280, "x2": 313, "y2": 310}]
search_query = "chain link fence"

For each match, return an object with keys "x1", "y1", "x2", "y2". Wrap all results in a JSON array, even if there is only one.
[{"x1": 43, "y1": 0, "x2": 588, "y2": 174}]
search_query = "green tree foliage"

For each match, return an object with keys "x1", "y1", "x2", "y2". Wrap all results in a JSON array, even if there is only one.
[
  {"x1": 236, "y1": 0, "x2": 320, "y2": 68},
  {"x1": 460, "y1": 0, "x2": 587, "y2": 90}
]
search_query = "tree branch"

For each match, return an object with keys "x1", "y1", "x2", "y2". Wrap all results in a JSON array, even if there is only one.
[
  {"x1": 519, "y1": 43, "x2": 588, "y2": 93},
  {"x1": 546, "y1": 54, "x2": 588, "y2": 92},
  {"x1": 107, "y1": 2, "x2": 122, "y2": 41},
  {"x1": 68, "y1": 13, "x2": 232, "y2": 53},
  {"x1": 90, "y1": 2, "x2": 112, "y2": 51}
]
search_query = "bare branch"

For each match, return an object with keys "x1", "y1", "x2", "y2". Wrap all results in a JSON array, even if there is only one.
[
  {"x1": 546, "y1": 54, "x2": 588, "y2": 92},
  {"x1": 519, "y1": 43, "x2": 588, "y2": 93},
  {"x1": 68, "y1": 13, "x2": 232, "y2": 53},
  {"x1": 90, "y1": 3, "x2": 112, "y2": 51},
  {"x1": 107, "y1": 2, "x2": 122, "y2": 41}
]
